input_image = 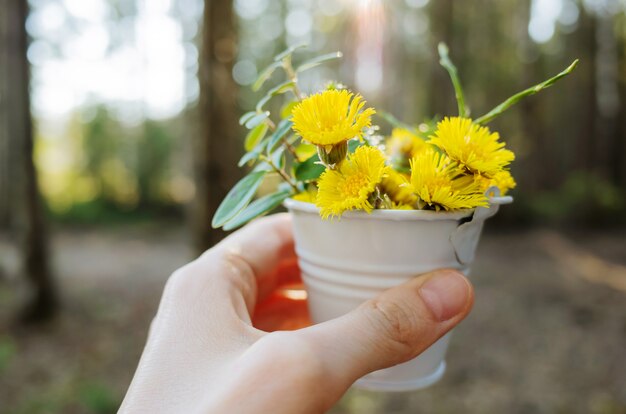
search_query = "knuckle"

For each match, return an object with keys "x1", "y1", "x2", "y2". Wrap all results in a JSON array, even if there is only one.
[
  {"x1": 220, "y1": 251, "x2": 257, "y2": 300},
  {"x1": 164, "y1": 249, "x2": 257, "y2": 300},
  {"x1": 364, "y1": 298, "x2": 423, "y2": 355},
  {"x1": 158, "y1": 263, "x2": 204, "y2": 316},
  {"x1": 164, "y1": 263, "x2": 198, "y2": 297}
]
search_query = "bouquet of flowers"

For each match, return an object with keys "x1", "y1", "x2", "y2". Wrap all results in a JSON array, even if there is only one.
[
  {"x1": 212, "y1": 44, "x2": 576, "y2": 230},
  {"x1": 212, "y1": 44, "x2": 577, "y2": 391}
]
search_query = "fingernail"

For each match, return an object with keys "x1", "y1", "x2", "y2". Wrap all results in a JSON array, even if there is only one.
[{"x1": 419, "y1": 271, "x2": 471, "y2": 322}]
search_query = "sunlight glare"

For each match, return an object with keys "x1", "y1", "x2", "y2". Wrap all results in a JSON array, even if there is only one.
[
  {"x1": 63, "y1": 0, "x2": 109, "y2": 21},
  {"x1": 529, "y1": 0, "x2": 562, "y2": 44},
  {"x1": 353, "y1": 0, "x2": 385, "y2": 96}
]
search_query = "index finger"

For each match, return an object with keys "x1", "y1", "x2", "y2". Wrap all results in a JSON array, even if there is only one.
[{"x1": 201, "y1": 213, "x2": 297, "y2": 312}]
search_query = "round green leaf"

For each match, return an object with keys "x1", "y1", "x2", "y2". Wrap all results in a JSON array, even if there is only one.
[
  {"x1": 281, "y1": 101, "x2": 298, "y2": 119},
  {"x1": 245, "y1": 112, "x2": 269, "y2": 129},
  {"x1": 295, "y1": 143, "x2": 316, "y2": 161},
  {"x1": 212, "y1": 171, "x2": 267, "y2": 228},
  {"x1": 294, "y1": 154, "x2": 325, "y2": 182},
  {"x1": 239, "y1": 111, "x2": 257, "y2": 125},
  {"x1": 348, "y1": 138, "x2": 363, "y2": 153}
]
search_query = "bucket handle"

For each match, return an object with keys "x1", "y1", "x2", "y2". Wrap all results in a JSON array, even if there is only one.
[{"x1": 451, "y1": 187, "x2": 511, "y2": 265}]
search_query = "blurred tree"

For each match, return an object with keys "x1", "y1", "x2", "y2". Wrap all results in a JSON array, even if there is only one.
[
  {"x1": 0, "y1": 0, "x2": 57, "y2": 321},
  {"x1": 617, "y1": 11, "x2": 626, "y2": 187},
  {"x1": 0, "y1": 3, "x2": 13, "y2": 229},
  {"x1": 192, "y1": 0, "x2": 241, "y2": 252},
  {"x1": 138, "y1": 121, "x2": 173, "y2": 209},
  {"x1": 428, "y1": 0, "x2": 455, "y2": 118}
]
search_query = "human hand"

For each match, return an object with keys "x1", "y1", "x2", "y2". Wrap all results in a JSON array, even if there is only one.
[{"x1": 119, "y1": 214, "x2": 474, "y2": 414}]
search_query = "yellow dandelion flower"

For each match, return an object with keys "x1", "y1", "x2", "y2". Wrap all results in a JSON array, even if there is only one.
[
  {"x1": 386, "y1": 128, "x2": 428, "y2": 159},
  {"x1": 291, "y1": 90, "x2": 376, "y2": 147},
  {"x1": 475, "y1": 170, "x2": 517, "y2": 196},
  {"x1": 380, "y1": 169, "x2": 417, "y2": 207},
  {"x1": 410, "y1": 148, "x2": 488, "y2": 211},
  {"x1": 316, "y1": 146, "x2": 389, "y2": 218},
  {"x1": 292, "y1": 187, "x2": 318, "y2": 203},
  {"x1": 390, "y1": 203, "x2": 415, "y2": 210},
  {"x1": 429, "y1": 117, "x2": 515, "y2": 177}
]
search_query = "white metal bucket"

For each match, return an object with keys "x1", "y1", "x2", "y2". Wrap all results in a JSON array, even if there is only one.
[{"x1": 284, "y1": 190, "x2": 511, "y2": 392}]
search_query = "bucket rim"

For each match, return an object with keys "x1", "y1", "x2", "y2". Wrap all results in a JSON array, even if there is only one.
[{"x1": 284, "y1": 198, "x2": 475, "y2": 221}]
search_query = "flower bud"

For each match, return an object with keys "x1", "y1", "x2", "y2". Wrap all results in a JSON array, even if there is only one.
[{"x1": 317, "y1": 140, "x2": 348, "y2": 168}]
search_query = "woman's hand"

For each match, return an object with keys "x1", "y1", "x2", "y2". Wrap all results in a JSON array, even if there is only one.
[{"x1": 120, "y1": 214, "x2": 474, "y2": 414}]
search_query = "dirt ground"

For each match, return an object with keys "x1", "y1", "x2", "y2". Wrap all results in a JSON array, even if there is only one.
[{"x1": 0, "y1": 223, "x2": 625, "y2": 414}]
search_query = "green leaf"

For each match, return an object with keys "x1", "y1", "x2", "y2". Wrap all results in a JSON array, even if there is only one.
[
  {"x1": 295, "y1": 154, "x2": 326, "y2": 182},
  {"x1": 267, "y1": 119, "x2": 294, "y2": 152},
  {"x1": 281, "y1": 101, "x2": 298, "y2": 119},
  {"x1": 238, "y1": 151, "x2": 258, "y2": 167},
  {"x1": 296, "y1": 52, "x2": 343, "y2": 73},
  {"x1": 274, "y1": 43, "x2": 307, "y2": 62},
  {"x1": 244, "y1": 123, "x2": 269, "y2": 152},
  {"x1": 244, "y1": 111, "x2": 270, "y2": 129},
  {"x1": 255, "y1": 95, "x2": 273, "y2": 113},
  {"x1": 252, "y1": 161, "x2": 273, "y2": 172},
  {"x1": 239, "y1": 111, "x2": 257, "y2": 126},
  {"x1": 212, "y1": 171, "x2": 267, "y2": 228},
  {"x1": 255, "y1": 81, "x2": 297, "y2": 111},
  {"x1": 223, "y1": 190, "x2": 293, "y2": 231},
  {"x1": 252, "y1": 61, "x2": 282, "y2": 92},
  {"x1": 278, "y1": 181, "x2": 299, "y2": 193},
  {"x1": 272, "y1": 146, "x2": 286, "y2": 169},
  {"x1": 295, "y1": 143, "x2": 316, "y2": 161},
  {"x1": 474, "y1": 59, "x2": 579, "y2": 125},
  {"x1": 239, "y1": 127, "x2": 270, "y2": 167},
  {"x1": 269, "y1": 80, "x2": 296, "y2": 95},
  {"x1": 239, "y1": 138, "x2": 267, "y2": 166},
  {"x1": 348, "y1": 139, "x2": 363, "y2": 153}
]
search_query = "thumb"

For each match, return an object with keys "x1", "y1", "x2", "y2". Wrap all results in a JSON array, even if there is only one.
[{"x1": 297, "y1": 269, "x2": 474, "y2": 390}]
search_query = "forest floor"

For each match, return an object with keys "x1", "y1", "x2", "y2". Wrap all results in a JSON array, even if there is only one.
[{"x1": 0, "y1": 223, "x2": 625, "y2": 414}]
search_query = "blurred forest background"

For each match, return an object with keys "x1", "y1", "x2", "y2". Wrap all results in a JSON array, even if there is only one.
[{"x1": 0, "y1": 0, "x2": 625, "y2": 413}]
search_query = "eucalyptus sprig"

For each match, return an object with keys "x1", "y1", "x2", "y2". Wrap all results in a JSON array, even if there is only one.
[
  {"x1": 473, "y1": 59, "x2": 579, "y2": 125},
  {"x1": 212, "y1": 43, "x2": 578, "y2": 230},
  {"x1": 438, "y1": 43, "x2": 469, "y2": 118},
  {"x1": 211, "y1": 46, "x2": 342, "y2": 230},
  {"x1": 436, "y1": 42, "x2": 579, "y2": 126}
]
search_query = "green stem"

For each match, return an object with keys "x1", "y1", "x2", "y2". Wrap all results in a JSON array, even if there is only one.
[
  {"x1": 438, "y1": 43, "x2": 468, "y2": 118},
  {"x1": 283, "y1": 55, "x2": 304, "y2": 100},
  {"x1": 282, "y1": 137, "x2": 298, "y2": 159},
  {"x1": 265, "y1": 117, "x2": 276, "y2": 131},
  {"x1": 260, "y1": 155, "x2": 299, "y2": 192},
  {"x1": 474, "y1": 59, "x2": 579, "y2": 125}
]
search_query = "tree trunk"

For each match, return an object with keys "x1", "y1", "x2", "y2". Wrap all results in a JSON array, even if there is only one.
[
  {"x1": 0, "y1": 1, "x2": 14, "y2": 228},
  {"x1": 616, "y1": 18, "x2": 626, "y2": 187},
  {"x1": 427, "y1": 0, "x2": 455, "y2": 117},
  {"x1": 0, "y1": 0, "x2": 57, "y2": 321},
  {"x1": 518, "y1": 0, "x2": 546, "y2": 194},
  {"x1": 578, "y1": 7, "x2": 598, "y2": 173},
  {"x1": 192, "y1": 0, "x2": 240, "y2": 253}
]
